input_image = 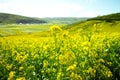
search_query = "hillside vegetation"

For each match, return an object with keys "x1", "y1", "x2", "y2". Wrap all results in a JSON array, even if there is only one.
[
  {"x1": 0, "y1": 13, "x2": 120, "y2": 80},
  {"x1": 88, "y1": 13, "x2": 120, "y2": 22},
  {"x1": 0, "y1": 13, "x2": 47, "y2": 24},
  {"x1": 67, "y1": 20, "x2": 120, "y2": 32},
  {"x1": 66, "y1": 13, "x2": 120, "y2": 32},
  {"x1": 40, "y1": 17, "x2": 88, "y2": 24},
  {"x1": 0, "y1": 13, "x2": 88, "y2": 24}
]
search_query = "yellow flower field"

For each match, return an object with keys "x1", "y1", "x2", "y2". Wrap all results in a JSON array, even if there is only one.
[{"x1": 0, "y1": 26, "x2": 120, "y2": 80}]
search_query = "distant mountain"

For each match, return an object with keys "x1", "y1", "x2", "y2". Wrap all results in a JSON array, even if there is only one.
[
  {"x1": 66, "y1": 13, "x2": 120, "y2": 32},
  {"x1": 39, "y1": 17, "x2": 89, "y2": 24},
  {"x1": 0, "y1": 13, "x2": 47, "y2": 24},
  {"x1": 87, "y1": 12, "x2": 120, "y2": 22}
]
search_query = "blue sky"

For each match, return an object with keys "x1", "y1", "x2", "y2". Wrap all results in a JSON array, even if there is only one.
[{"x1": 0, "y1": 0, "x2": 120, "y2": 17}]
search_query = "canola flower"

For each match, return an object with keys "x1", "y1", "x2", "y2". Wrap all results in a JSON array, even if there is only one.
[
  {"x1": 6, "y1": 64, "x2": 13, "y2": 70},
  {"x1": 66, "y1": 63, "x2": 77, "y2": 71},
  {"x1": 70, "y1": 72, "x2": 83, "y2": 80},
  {"x1": 87, "y1": 67, "x2": 96, "y2": 77},
  {"x1": 43, "y1": 60, "x2": 49, "y2": 68},
  {"x1": 0, "y1": 26, "x2": 120, "y2": 80},
  {"x1": 19, "y1": 66, "x2": 24, "y2": 71},
  {"x1": 50, "y1": 25, "x2": 62, "y2": 32},
  {"x1": 8, "y1": 71, "x2": 15, "y2": 80},
  {"x1": 16, "y1": 77, "x2": 26, "y2": 80}
]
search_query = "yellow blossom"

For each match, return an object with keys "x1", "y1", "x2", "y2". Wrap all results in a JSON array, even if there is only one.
[
  {"x1": 98, "y1": 59, "x2": 105, "y2": 63},
  {"x1": 87, "y1": 67, "x2": 96, "y2": 77},
  {"x1": 19, "y1": 66, "x2": 24, "y2": 71},
  {"x1": 8, "y1": 71, "x2": 15, "y2": 80},
  {"x1": 67, "y1": 63, "x2": 77, "y2": 71},
  {"x1": 6, "y1": 64, "x2": 12, "y2": 70},
  {"x1": 16, "y1": 77, "x2": 26, "y2": 80},
  {"x1": 104, "y1": 70, "x2": 113, "y2": 78},
  {"x1": 70, "y1": 72, "x2": 83, "y2": 80},
  {"x1": 43, "y1": 60, "x2": 48, "y2": 68},
  {"x1": 50, "y1": 25, "x2": 62, "y2": 32}
]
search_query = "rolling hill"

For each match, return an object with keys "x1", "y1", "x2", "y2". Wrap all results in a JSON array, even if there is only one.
[
  {"x1": 88, "y1": 12, "x2": 120, "y2": 22},
  {"x1": 0, "y1": 13, "x2": 47, "y2": 24},
  {"x1": 0, "y1": 13, "x2": 89, "y2": 24},
  {"x1": 66, "y1": 13, "x2": 120, "y2": 32},
  {"x1": 39, "y1": 17, "x2": 89, "y2": 24}
]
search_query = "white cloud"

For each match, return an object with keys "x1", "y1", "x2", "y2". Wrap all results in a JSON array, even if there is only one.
[
  {"x1": 85, "y1": 11, "x2": 99, "y2": 17},
  {"x1": 0, "y1": 0, "x2": 98, "y2": 17},
  {"x1": 0, "y1": 2, "x2": 84, "y2": 17},
  {"x1": 86, "y1": 0, "x2": 97, "y2": 3}
]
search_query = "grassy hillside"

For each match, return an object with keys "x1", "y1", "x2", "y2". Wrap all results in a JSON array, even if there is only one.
[
  {"x1": 67, "y1": 20, "x2": 120, "y2": 32},
  {"x1": 66, "y1": 13, "x2": 120, "y2": 32},
  {"x1": 40, "y1": 17, "x2": 88, "y2": 24},
  {"x1": 0, "y1": 13, "x2": 47, "y2": 24},
  {"x1": 0, "y1": 13, "x2": 88, "y2": 24},
  {"x1": 0, "y1": 13, "x2": 120, "y2": 80},
  {"x1": 0, "y1": 24, "x2": 66, "y2": 36},
  {"x1": 88, "y1": 12, "x2": 120, "y2": 22}
]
